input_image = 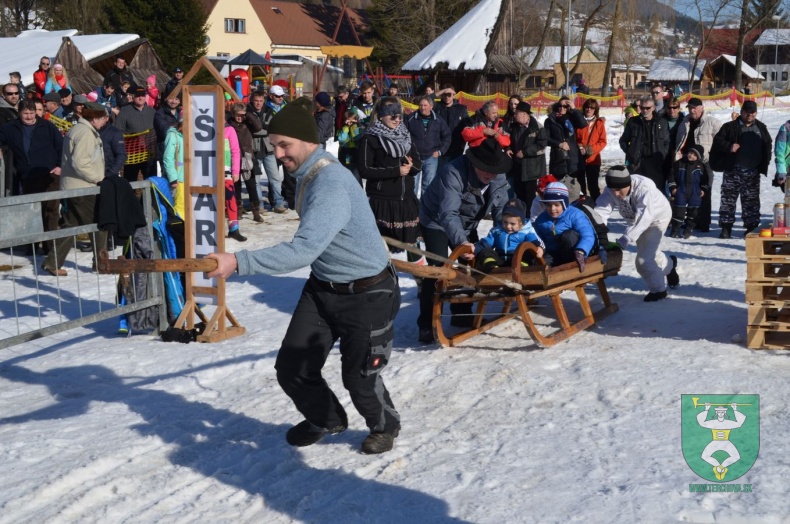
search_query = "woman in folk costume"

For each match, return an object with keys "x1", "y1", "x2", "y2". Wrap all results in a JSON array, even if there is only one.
[{"x1": 357, "y1": 96, "x2": 422, "y2": 251}]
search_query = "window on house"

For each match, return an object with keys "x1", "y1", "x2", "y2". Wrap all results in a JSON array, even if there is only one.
[
  {"x1": 771, "y1": 71, "x2": 777, "y2": 81},
  {"x1": 783, "y1": 71, "x2": 788, "y2": 81},
  {"x1": 225, "y1": 19, "x2": 245, "y2": 33},
  {"x1": 217, "y1": 52, "x2": 230, "y2": 58}
]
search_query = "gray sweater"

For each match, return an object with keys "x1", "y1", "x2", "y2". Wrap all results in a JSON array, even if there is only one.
[{"x1": 235, "y1": 147, "x2": 389, "y2": 282}]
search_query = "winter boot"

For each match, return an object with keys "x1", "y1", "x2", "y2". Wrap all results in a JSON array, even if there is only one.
[
  {"x1": 286, "y1": 415, "x2": 348, "y2": 447},
  {"x1": 228, "y1": 228, "x2": 247, "y2": 242},
  {"x1": 743, "y1": 222, "x2": 760, "y2": 237},
  {"x1": 667, "y1": 255, "x2": 679, "y2": 289},
  {"x1": 251, "y1": 201, "x2": 264, "y2": 223},
  {"x1": 669, "y1": 224, "x2": 681, "y2": 238},
  {"x1": 719, "y1": 224, "x2": 732, "y2": 239},
  {"x1": 644, "y1": 290, "x2": 668, "y2": 302},
  {"x1": 361, "y1": 427, "x2": 400, "y2": 454},
  {"x1": 682, "y1": 222, "x2": 695, "y2": 239}
]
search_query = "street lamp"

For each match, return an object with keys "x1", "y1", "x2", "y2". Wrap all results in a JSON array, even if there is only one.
[
  {"x1": 773, "y1": 14, "x2": 781, "y2": 102},
  {"x1": 566, "y1": 0, "x2": 572, "y2": 95}
]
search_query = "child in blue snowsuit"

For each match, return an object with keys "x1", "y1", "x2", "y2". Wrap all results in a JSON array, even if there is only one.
[
  {"x1": 668, "y1": 144, "x2": 708, "y2": 238},
  {"x1": 533, "y1": 182, "x2": 597, "y2": 271},
  {"x1": 475, "y1": 198, "x2": 545, "y2": 272}
]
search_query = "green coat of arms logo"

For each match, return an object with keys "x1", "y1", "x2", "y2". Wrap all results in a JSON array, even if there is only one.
[{"x1": 681, "y1": 394, "x2": 760, "y2": 482}]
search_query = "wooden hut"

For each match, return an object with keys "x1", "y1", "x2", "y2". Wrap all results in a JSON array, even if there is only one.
[{"x1": 401, "y1": 0, "x2": 530, "y2": 95}]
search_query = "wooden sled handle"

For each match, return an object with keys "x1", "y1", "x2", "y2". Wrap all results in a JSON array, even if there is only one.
[
  {"x1": 97, "y1": 249, "x2": 218, "y2": 274},
  {"x1": 391, "y1": 259, "x2": 476, "y2": 287}
]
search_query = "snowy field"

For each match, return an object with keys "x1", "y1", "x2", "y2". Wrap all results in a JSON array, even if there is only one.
[{"x1": 3, "y1": 105, "x2": 790, "y2": 523}]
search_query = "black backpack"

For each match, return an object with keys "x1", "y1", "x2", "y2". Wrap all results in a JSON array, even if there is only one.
[{"x1": 572, "y1": 200, "x2": 609, "y2": 252}]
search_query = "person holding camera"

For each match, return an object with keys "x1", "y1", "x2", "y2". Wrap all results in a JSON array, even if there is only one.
[{"x1": 575, "y1": 98, "x2": 607, "y2": 202}]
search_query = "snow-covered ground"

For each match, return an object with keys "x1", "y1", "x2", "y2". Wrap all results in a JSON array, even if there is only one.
[{"x1": 3, "y1": 105, "x2": 790, "y2": 523}]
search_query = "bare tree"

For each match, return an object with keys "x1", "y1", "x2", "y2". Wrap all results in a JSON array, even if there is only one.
[
  {"x1": 734, "y1": 0, "x2": 782, "y2": 90},
  {"x1": 601, "y1": 0, "x2": 624, "y2": 95},
  {"x1": 689, "y1": 0, "x2": 737, "y2": 91},
  {"x1": 569, "y1": 0, "x2": 612, "y2": 80},
  {"x1": 0, "y1": 0, "x2": 39, "y2": 36}
]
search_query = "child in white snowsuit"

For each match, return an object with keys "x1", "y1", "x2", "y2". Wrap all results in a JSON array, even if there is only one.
[
  {"x1": 594, "y1": 166, "x2": 679, "y2": 301},
  {"x1": 668, "y1": 144, "x2": 708, "y2": 239},
  {"x1": 475, "y1": 198, "x2": 545, "y2": 272}
]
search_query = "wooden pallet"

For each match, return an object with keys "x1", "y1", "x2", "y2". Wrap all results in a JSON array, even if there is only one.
[
  {"x1": 431, "y1": 242, "x2": 622, "y2": 348},
  {"x1": 745, "y1": 234, "x2": 790, "y2": 349}
]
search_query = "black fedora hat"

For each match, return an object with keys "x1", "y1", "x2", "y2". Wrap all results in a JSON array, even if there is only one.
[{"x1": 465, "y1": 137, "x2": 512, "y2": 174}]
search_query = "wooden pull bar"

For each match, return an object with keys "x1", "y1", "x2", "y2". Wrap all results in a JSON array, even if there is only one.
[
  {"x1": 97, "y1": 249, "x2": 218, "y2": 274},
  {"x1": 390, "y1": 259, "x2": 476, "y2": 288}
]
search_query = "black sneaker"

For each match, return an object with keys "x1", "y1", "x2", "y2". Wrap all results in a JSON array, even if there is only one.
[
  {"x1": 286, "y1": 417, "x2": 348, "y2": 447},
  {"x1": 667, "y1": 255, "x2": 679, "y2": 289},
  {"x1": 644, "y1": 290, "x2": 668, "y2": 302},
  {"x1": 418, "y1": 328, "x2": 435, "y2": 344},
  {"x1": 719, "y1": 225, "x2": 732, "y2": 239},
  {"x1": 361, "y1": 428, "x2": 400, "y2": 454}
]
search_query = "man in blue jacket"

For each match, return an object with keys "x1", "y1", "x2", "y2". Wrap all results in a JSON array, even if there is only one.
[
  {"x1": 208, "y1": 98, "x2": 401, "y2": 455},
  {"x1": 406, "y1": 95, "x2": 450, "y2": 196},
  {"x1": 418, "y1": 137, "x2": 512, "y2": 343}
]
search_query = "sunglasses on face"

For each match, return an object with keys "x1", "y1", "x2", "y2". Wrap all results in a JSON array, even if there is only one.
[
  {"x1": 388, "y1": 114, "x2": 402, "y2": 120},
  {"x1": 4, "y1": 91, "x2": 19, "y2": 96},
  {"x1": 668, "y1": 106, "x2": 680, "y2": 110},
  {"x1": 560, "y1": 105, "x2": 570, "y2": 109},
  {"x1": 40, "y1": 62, "x2": 50, "y2": 66},
  {"x1": 640, "y1": 106, "x2": 654, "y2": 111}
]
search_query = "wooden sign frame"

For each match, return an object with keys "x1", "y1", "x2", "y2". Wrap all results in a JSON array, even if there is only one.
[{"x1": 172, "y1": 60, "x2": 244, "y2": 343}]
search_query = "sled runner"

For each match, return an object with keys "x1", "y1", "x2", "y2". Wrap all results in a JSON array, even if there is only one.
[{"x1": 429, "y1": 242, "x2": 622, "y2": 348}]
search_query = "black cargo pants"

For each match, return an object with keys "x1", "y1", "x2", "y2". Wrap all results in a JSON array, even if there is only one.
[{"x1": 275, "y1": 268, "x2": 401, "y2": 434}]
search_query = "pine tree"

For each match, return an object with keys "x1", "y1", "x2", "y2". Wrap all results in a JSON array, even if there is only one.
[{"x1": 101, "y1": 0, "x2": 208, "y2": 71}]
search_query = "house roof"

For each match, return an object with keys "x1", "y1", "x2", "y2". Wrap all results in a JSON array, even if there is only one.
[
  {"x1": 700, "y1": 27, "x2": 761, "y2": 59},
  {"x1": 196, "y1": 0, "x2": 220, "y2": 15},
  {"x1": 517, "y1": 46, "x2": 595, "y2": 71},
  {"x1": 0, "y1": 30, "x2": 142, "y2": 89},
  {"x1": 753, "y1": 28, "x2": 790, "y2": 46},
  {"x1": 648, "y1": 58, "x2": 706, "y2": 81},
  {"x1": 707, "y1": 54, "x2": 762, "y2": 80},
  {"x1": 251, "y1": 0, "x2": 368, "y2": 48},
  {"x1": 402, "y1": 0, "x2": 503, "y2": 72}
]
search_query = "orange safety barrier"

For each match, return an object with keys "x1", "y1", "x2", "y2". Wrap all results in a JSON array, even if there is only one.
[{"x1": 124, "y1": 129, "x2": 157, "y2": 165}]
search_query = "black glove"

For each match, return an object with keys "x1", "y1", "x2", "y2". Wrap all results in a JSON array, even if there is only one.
[{"x1": 575, "y1": 250, "x2": 586, "y2": 273}]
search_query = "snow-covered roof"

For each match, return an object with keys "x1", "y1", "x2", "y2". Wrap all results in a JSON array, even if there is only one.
[
  {"x1": 402, "y1": 0, "x2": 502, "y2": 72},
  {"x1": 517, "y1": 46, "x2": 584, "y2": 71},
  {"x1": 711, "y1": 54, "x2": 762, "y2": 80},
  {"x1": 0, "y1": 30, "x2": 141, "y2": 88},
  {"x1": 648, "y1": 58, "x2": 706, "y2": 81},
  {"x1": 753, "y1": 28, "x2": 790, "y2": 46}
]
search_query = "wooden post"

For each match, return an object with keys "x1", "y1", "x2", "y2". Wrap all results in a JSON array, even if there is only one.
[{"x1": 172, "y1": 64, "x2": 245, "y2": 343}]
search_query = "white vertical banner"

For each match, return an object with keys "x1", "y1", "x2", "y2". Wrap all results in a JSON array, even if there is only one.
[{"x1": 190, "y1": 90, "x2": 220, "y2": 304}]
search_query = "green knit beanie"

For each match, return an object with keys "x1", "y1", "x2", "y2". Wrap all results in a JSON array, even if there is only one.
[{"x1": 267, "y1": 96, "x2": 319, "y2": 144}]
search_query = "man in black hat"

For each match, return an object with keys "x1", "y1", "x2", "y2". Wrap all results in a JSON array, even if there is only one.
[
  {"x1": 674, "y1": 97, "x2": 722, "y2": 233},
  {"x1": 506, "y1": 100, "x2": 547, "y2": 209},
  {"x1": 417, "y1": 137, "x2": 512, "y2": 343},
  {"x1": 58, "y1": 88, "x2": 74, "y2": 119},
  {"x1": 207, "y1": 97, "x2": 402, "y2": 455},
  {"x1": 165, "y1": 67, "x2": 184, "y2": 97},
  {"x1": 43, "y1": 92, "x2": 63, "y2": 118},
  {"x1": 711, "y1": 100, "x2": 772, "y2": 238}
]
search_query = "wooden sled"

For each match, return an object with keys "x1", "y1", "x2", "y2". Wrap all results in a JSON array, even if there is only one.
[{"x1": 431, "y1": 242, "x2": 622, "y2": 348}]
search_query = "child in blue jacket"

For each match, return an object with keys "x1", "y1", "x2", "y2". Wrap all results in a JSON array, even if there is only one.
[
  {"x1": 668, "y1": 144, "x2": 708, "y2": 238},
  {"x1": 533, "y1": 182, "x2": 597, "y2": 271},
  {"x1": 475, "y1": 198, "x2": 545, "y2": 272}
]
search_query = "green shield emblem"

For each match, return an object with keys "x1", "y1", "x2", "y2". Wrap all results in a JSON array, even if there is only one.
[{"x1": 681, "y1": 394, "x2": 760, "y2": 482}]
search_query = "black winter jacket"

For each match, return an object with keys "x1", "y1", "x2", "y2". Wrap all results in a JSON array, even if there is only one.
[
  {"x1": 508, "y1": 116, "x2": 547, "y2": 182},
  {"x1": 357, "y1": 133, "x2": 422, "y2": 201},
  {"x1": 405, "y1": 110, "x2": 451, "y2": 160},
  {"x1": 434, "y1": 102, "x2": 469, "y2": 158},
  {"x1": 619, "y1": 115, "x2": 670, "y2": 170},
  {"x1": 0, "y1": 117, "x2": 62, "y2": 181},
  {"x1": 711, "y1": 118, "x2": 772, "y2": 174},
  {"x1": 100, "y1": 124, "x2": 127, "y2": 178},
  {"x1": 544, "y1": 108, "x2": 586, "y2": 175}
]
